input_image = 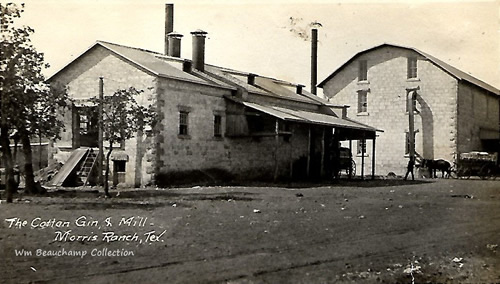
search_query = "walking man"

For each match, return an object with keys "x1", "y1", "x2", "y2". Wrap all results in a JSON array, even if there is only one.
[{"x1": 404, "y1": 156, "x2": 415, "y2": 181}]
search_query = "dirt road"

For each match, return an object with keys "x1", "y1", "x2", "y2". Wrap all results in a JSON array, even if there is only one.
[{"x1": 1, "y1": 179, "x2": 499, "y2": 283}]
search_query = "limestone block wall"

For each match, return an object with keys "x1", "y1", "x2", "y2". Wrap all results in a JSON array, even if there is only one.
[
  {"x1": 225, "y1": 123, "x2": 312, "y2": 180},
  {"x1": 322, "y1": 46, "x2": 458, "y2": 175},
  {"x1": 154, "y1": 77, "x2": 314, "y2": 181},
  {"x1": 50, "y1": 45, "x2": 157, "y2": 186},
  {"x1": 154, "y1": 78, "x2": 231, "y2": 176},
  {"x1": 51, "y1": 45, "x2": 331, "y2": 185},
  {"x1": 457, "y1": 82, "x2": 499, "y2": 153}
]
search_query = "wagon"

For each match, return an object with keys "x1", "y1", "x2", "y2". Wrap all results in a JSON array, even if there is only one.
[
  {"x1": 337, "y1": 147, "x2": 356, "y2": 178},
  {"x1": 450, "y1": 152, "x2": 498, "y2": 179}
]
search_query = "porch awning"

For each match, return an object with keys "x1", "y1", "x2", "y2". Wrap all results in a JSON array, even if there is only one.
[
  {"x1": 73, "y1": 99, "x2": 97, "y2": 108},
  {"x1": 110, "y1": 151, "x2": 129, "y2": 161},
  {"x1": 242, "y1": 102, "x2": 380, "y2": 133}
]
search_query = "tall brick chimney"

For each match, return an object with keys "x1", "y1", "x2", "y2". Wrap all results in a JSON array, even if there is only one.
[
  {"x1": 191, "y1": 29, "x2": 207, "y2": 71},
  {"x1": 167, "y1": 32, "x2": 183, "y2": 57},
  {"x1": 164, "y1": 4, "x2": 174, "y2": 55}
]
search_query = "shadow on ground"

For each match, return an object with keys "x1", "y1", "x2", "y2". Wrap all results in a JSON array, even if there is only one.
[{"x1": 237, "y1": 178, "x2": 433, "y2": 189}]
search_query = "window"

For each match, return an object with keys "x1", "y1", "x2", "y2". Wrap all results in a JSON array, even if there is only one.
[
  {"x1": 407, "y1": 57, "x2": 417, "y2": 79},
  {"x1": 358, "y1": 60, "x2": 368, "y2": 81},
  {"x1": 357, "y1": 139, "x2": 366, "y2": 155},
  {"x1": 179, "y1": 111, "x2": 189, "y2": 135},
  {"x1": 79, "y1": 114, "x2": 89, "y2": 134},
  {"x1": 214, "y1": 115, "x2": 222, "y2": 137},
  {"x1": 357, "y1": 90, "x2": 368, "y2": 113},
  {"x1": 114, "y1": 161, "x2": 126, "y2": 173},
  {"x1": 113, "y1": 161, "x2": 126, "y2": 186}
]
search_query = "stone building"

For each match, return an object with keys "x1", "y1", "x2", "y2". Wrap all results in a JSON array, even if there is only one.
[
  {"x1": 318, "y1": 43, "x2": 500, "y2": 176},
  {"x1": 46, "y1": 17, "x2": 378, "y2": 187}
]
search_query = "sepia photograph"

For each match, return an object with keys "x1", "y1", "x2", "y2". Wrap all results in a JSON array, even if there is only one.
[{"x1": 1, "y1": 0, "x2": 499, "y2": 283}]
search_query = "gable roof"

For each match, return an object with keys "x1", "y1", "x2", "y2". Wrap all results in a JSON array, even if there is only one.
[
  {"x1": 49, "y1": 40, "x2": 379, "y2": 135},
  {"x1": 48, "y1": 41, "x2": 230, "y2": 89},
  {"x1": 318, "y1": 43, "x2": 499, "y2": 96},
  {"x1": 48, "y1": 40, "x2": 328, "y2": 106}
]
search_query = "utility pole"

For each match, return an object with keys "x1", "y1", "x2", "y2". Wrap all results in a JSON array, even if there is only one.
[
  {"x1": 98, "y1": 77, "x2": 104, "y2": 186},
  {"x1": 407, "y1": 88, "x2": 419, "y2": 162}
]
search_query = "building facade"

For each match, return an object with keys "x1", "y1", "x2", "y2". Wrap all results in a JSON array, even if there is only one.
[
  {"x1": 319, "y1": 44, "x2": 500, "y2": 176},
  {"x1": 47, "y1": 34, "x2": 377, "y2": 187}
]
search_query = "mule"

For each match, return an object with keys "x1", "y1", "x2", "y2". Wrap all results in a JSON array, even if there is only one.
[{"x1": 422, "y1": 159, "x2": 451, "y2": 178}]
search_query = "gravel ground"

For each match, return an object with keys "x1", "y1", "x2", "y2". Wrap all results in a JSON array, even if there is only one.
[{"x1": 1, "y1": 178, "x2": 499, "y2": 284}]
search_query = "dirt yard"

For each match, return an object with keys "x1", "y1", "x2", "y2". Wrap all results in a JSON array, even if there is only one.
[{"x1": 1, "y1": 179, "x2": 499, "y2": 284}]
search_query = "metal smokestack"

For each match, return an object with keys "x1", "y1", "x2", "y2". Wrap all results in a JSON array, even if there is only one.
[
  {"x1": 311, "y1": 28, "x2": 318, "y2": 95},
  {"x1": 191, "y1": 29, "x2": 207, "y2": 71},
  {"x1": 167, "y1": 32, "x2": 183, "y2": 57},
  {"x1": 164, "y1": 4, "x2": 174, "y2": 55}
]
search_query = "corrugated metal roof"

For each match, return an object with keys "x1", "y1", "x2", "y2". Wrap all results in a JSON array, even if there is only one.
[
  {"x1": 49, "y1": 40, "x2": 382, "y2": 134},
  {"x1": 190, "y1": 69, "x2": 234, "y2": 89},
  {"x1": 48, "y1": 41, "x2": 234, "y2": 90},
  {"x1": 48, "y1": 41, "x2": 326, "y2": 105},
  {"x1": 204, "y1": 65, "x2": 268, "y2": 95},
  {"x1": 299, "y1": 89, "x2": 337, "y2": 107},
  {"x1": 318, "y1": 43, "x2": 499, "y2": 95},
  {"x1": 254, "y1": 76, "x2": 318, "y2": 104},
  {"x1": 205, "y1": 65, "x2": 325, "y2": 106},
  {"x1": 242, "y1": 102, "x2": 378, "y2": 132},
  {"x1": 96, "y1": 41, "x2": 218, "y2": 85},
  {"x1": 416, "y1": 49, "x2": 499, "y2": 95},
  {"x1": 242, "y1": 102, "x2": 298, "y2": 120},
  {"x1": 50, "y1": 40, "x2": 361, "y2": 110}
]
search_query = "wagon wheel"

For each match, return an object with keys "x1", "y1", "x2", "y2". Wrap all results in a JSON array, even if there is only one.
[
  {"x1": 458, "y1": 166, "x2": 471, "y2": 180},
  {"x1": 479, "y1": 164, "x2": 494, "y2": 180},
  {"x1": 348, "y1": 159, "x2": 356, "y2": 178},
  {"x1": 448, "y1": 167, "x2": 458, "y2": 179}
]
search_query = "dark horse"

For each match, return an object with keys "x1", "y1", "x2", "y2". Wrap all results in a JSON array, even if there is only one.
[{"x1": 422, "y1": 159, "x2": 451, "y2": 178}]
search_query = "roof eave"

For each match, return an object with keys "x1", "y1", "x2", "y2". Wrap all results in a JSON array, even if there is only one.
[
  {"x1": 47, "y1": 41, "x2": 236, "y2": 91},
  {"x1": 46, "y1": 41, "x2": 102, "y2": 82},
  {"x1": 157, "y1": 73, "x2": 236, "y2": 91},
  {"x1": 318, "y1": 43, "x2": 500, "y2": 95}
]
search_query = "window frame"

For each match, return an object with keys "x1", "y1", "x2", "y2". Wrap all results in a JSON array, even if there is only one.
[
  {"x1": 407, "y1": 57, "x2": 418, "y2": 79},
  {"x1": 358, "y1": 60, "x2": 368, "y2": 82},
  {"x1": 79, "y1": 114, "x2": 89, "y2": 134},
  {"x1": 114, "y1": 160, "x2": 127, "y2": 173},
  {"x1": 357, "y1": 90, "x2": 368, "y2": 114},
  {"x1": 213, "y1": 114, "x2": 222, "y2": 137},
  {"x1": 179, "y1": 111, "x2": 189, "y2": 136}
]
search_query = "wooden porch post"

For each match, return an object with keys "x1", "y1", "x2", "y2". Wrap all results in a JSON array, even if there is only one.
[
  {"x1": 361, "y1": 139, "x2": 365, "y2": 180},
  {"x1": 320, "y1": 128, "x2": 325, "y2": 177},
  {"x1": 307, "y1": 127, "x2": 311, "y2": 177},
  {"x1": 372, "y1": 136, "x2": 376, "y2": 180},
  {"x1": 349, "y1": 139, "x2": 352, "y2": 179},
  {"x1": 274, "y1": 119, "x2": 279, "y2": 181},
  {"x1": 289, "y1": 127, "x2": 293, "y2": 179}
]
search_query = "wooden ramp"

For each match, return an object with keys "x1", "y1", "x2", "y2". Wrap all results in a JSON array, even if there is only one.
[{"x1": 48, "y1": 148, "x2": 89, "y2": 187}]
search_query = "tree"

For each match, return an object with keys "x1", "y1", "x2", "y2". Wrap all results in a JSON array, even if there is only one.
[
  {"x1": 1, "y1": 3, "x2": 69, "y2": 202},
  {"x1": 88, "y1": 87, "x2": 155, "y2": 197},
  {"x1": 20, "y1": 83, "x2": 68, "y2": 194}
]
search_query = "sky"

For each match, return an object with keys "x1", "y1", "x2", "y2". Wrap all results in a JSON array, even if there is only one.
[{"x1": 13, "y1": 0, "x2": 500, "y2": 96}]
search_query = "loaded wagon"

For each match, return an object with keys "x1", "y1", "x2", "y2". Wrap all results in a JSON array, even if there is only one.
[{"x1": 451, "y1": 152, "x2": 498, "y2": 179}]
